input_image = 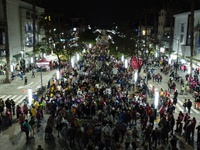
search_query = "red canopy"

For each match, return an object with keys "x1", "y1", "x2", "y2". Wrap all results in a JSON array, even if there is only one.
[
  {"x1": 36, "y1": 58, "x2": 52, "y2": 67},
  {"x1": 131, "y1": 57, "x2": 143, "y2": 70}
]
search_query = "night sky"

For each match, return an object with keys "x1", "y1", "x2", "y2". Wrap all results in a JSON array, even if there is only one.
[
  {"x1": 41, "y1": 0, "x2": 152, "y2": 25},
  {"x1": 41, "y1": 0, "x2": 200, "y2": 26}
]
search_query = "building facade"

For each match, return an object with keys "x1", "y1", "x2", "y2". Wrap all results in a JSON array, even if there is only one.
[
  {"x1": 157, "y1": 9, "x2": 171, "y2": 56},
  {"x1": 0, "y1": 0, "x2": 44, "y2": 70},
  {"x1": 173, "y1": 10, "x2": 200, "y2": 61}
]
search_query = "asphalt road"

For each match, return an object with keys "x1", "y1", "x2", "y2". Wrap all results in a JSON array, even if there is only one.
[
  {"x1": 144, "y1": 67, "x2": 199, "y2": 149},
  {"x1": 0, "y1": 67, "x2": 198, "y2": 150},
  {"x1": 0, "y1": 69, "x2": 57, "y2": 106}
]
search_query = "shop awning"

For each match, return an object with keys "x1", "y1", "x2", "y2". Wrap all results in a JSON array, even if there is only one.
[
  {"x1": 13, "y1": 53, "x2": 21, "y2": 59},
  {"x1": 25, "y1": 51, "x2": 33, "y2": 56}
]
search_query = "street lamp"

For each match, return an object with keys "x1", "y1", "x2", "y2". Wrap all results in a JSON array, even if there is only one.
[
  {"x1": 28, "y1": 88, "x2": 32, "y2": 107},
  {"x1": 145, "y1": 50, "x2": 149, "y2": 102},
  {"x1": 154, "y1": 89, "x2": 159, "y2": 120},
  {"x1": 40, "y1": 66, "x2": 43, "y2": 88},
  {"x1": 56, "y1": 70, "x2": 60, "y2": 80},
  {"x1": 124, "y1": 59, "x2": 128, "y2": 68},
  {"x1": 154, "y1": 89, "x2": 159, "y2": 109},
  {"x1": 133, "y1": 71, "x2": 138, "y2": 93}
]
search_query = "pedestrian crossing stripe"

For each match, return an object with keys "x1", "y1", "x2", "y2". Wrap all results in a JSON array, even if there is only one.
[
  {"x1": 170, "y1": 97, "x2": 200, "y2": 114},
  {"x1": 175, "y1": 100, "x2": 184, "y2": 113},
  {"x1": 0, "y1": 95, "x2": 26, "y2": 106},
  {"x1": 177, "y1": 98, "x2": 200, "y2": 114}
]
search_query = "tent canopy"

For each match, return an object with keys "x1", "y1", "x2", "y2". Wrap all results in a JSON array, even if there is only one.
[
  {"x1": 131, "y1": 57, "x2": 143, "y2": 70},
  {"x1": 36, "y1": 58, "x2": 52, "y2": 67}
]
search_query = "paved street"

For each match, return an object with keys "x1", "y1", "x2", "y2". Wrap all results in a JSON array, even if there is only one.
[
  {"x1": 0, "y1": 69, "x2": 61, "y2": 150},
  {"x1": 145, "y1": 67, "x2": 199, "y2": 150},
  {"x1": 0, "y1": 70, "x2": 57, "y2": 106},
  {"x1": 0, "y1": 67, "x2": 199, "y2": 150}
]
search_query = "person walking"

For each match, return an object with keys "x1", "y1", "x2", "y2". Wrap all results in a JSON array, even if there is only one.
[
  {"x1": 187, "y1": 99, "x2": 192, "y2": 115},
  {"x1": 170, "y1": 134, "x2": 178, "y2": 149},
  {"x1": 56, "y1": 117, "x2": 63, "y2": 138},
  {"x1": 183, "y1": 99, "x2": 187, "y2": 112},
  {"x1": 183, "y1": 113, "x2": 190, "y2": 136},
  {"x1": 180, "y1": 85, "x2": 185, "y2": 95},
  {"x1": 191, "y1": 117, "x2": 197, "y2": 139},
  {"x1": 174, "y1": 89, "x2": 179, "y2": 99},
  {"x1": 5, "y1": 108, "x2": 12, "y2": 126},
  {"x1": 21, "y1": 119, "x2": 31, "y2": 142},
  {"x1": 24, "y1": 76, "x2": 27, "y2": 85},
  {"x1": 10, "y1": 99, "x2": 15, "y2": 116},
  {"x1": 31, "y1": 70, "x2": 35, "y2": 78},
  {"x1": 151, "y1": 127, "x2": 160, "y2": 149},
  {"x1": 36, "y1": 145, "x2": 44, "y2": 150},
  {"x1": 175, "y1": 111, "x2": 184, "y2": 133},
  {"x1": 28, "y1": 116, "x2": 36, "y2": 136},
  {"x1": 36, "y1": 108, "x2": 41, "y2": 132},
  {"x1": 196, "y1": 122, "x2": 200, "y2": 143}
]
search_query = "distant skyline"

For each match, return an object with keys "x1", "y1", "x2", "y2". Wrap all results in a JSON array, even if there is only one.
[{"x1": 40, "y1": 0, "x2": 200, "y2": 26}]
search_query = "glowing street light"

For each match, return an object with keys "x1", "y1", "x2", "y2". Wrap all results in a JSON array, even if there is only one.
[
  {"x1": 76, "y1": 53, "x2": 80, "y2": 61},
  {"x1": 71, "y1": 56, "x2": 75, "y2": 68},
  {"x1": 134, "y1": 71, "x2": 138, "y2": 93},
  {"x1": 134, "y1": 71, "x2": 138, "y2": 83},
  {"x1": 124, "y1": 59, "x2": 128, "y2": 68},
  {"x1": 154, "y1": 89, "x2": 159, "y2": 109},
  {"x1": 121, "y1": 55, "x2": 124, "y2": 62},
  {"x1": 28, "y1": 88, "x2": 32, "y2": 107},
  {"x1": 56, "y1": 70, "x2": 60, "y2": 80}
]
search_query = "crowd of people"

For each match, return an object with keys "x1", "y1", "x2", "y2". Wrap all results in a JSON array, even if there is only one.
[
  {"x1": 27, "y1": 43, "x2": 198, "y2": 149},
  {"x1": 1, "y1": 42, "x2": 200, "y2": 150}
]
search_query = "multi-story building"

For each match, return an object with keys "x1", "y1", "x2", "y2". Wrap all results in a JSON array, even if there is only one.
[
  {"x1": 173, "y1": 10, "x2": 200, "y2": 67},
  {"x1": 157, "y1": 9, "x2": 171, "y2": 56},
  {"x1": 0, "y1": 0, "x2": 44, "y2": 70}
]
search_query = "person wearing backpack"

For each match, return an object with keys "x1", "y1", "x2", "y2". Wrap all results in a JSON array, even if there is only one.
[
  {"x1": 28, "y1": 116, "x2": 36, "y2": 136},
  {"x1": 22, "y1": 119, "x2": 31, "y2": 141}
]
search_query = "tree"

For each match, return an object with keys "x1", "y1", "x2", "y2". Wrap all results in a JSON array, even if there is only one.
[
  {"x1": 2, "y1": 0, "x2": 10, "y2": 83},
  {"x1": 109, "y1": 22, "x2": 153, "y2": 73},
  {"x1": 109, "y1": 23, "x2": 137, "y2": 57},
  {"x1": 78, "y1": 28, "x2": 97, "y2": 45},
  {"x1": 38, "y1": 12, "x2": 84, "y2": 67}
]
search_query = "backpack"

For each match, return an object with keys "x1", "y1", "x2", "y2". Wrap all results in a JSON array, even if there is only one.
[{"x1": 21, "y1": 123, "x2": 28, "y2": 132}]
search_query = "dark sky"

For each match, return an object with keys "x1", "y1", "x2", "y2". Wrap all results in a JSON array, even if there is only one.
[
  {"x1": 41, "y1": 0, "x2": 152, "y2": 25},
  {"x1": 41, "y1": 0, "x2": 200, "y2": 26}
]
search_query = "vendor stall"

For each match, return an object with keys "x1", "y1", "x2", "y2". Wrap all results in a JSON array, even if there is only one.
[{"x1": 36, "y1": 58, "x2": 52, "y2": 71}]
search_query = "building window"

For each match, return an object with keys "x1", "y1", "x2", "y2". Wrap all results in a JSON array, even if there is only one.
[
  {"x1": 31, "y1": 14, "x2": 38, "y2": 19},
  {"x1": 181, "y1": 23, "x2": 184, "y2": 32},
  {"x1": 26, "y1": 11, "x2": 31, "y2": 19},
  {"x1": 180, "y1": 34, "x2": 184, "y2": 43},
  {"x1": 28, "y1": 22, "x2": 33, "y2": 31}
]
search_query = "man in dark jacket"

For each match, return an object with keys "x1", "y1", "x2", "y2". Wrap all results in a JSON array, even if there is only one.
[
  {"x1": 170, "y1": 135, "x2": 177, "y2": 149},
  {"x1": 187, "y1": 99, "x2": 192, "y2": 115}
]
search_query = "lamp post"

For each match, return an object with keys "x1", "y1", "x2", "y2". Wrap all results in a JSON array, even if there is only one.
[
  {"x1": 133, "y1": 71, "x2": 138, "y2": 93},
  {"x1": 40, "y1": 66, "x2": 43, "y2": 88},
  {"x1": 28, "y1": 88, "x2": 32, "y2": 107},
  {"x1": 154, "y1": 89, "x2": 159, "y2": 120},
  {"x1": 145, "y1": 50, "x2": 149, "y2": 102}
]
